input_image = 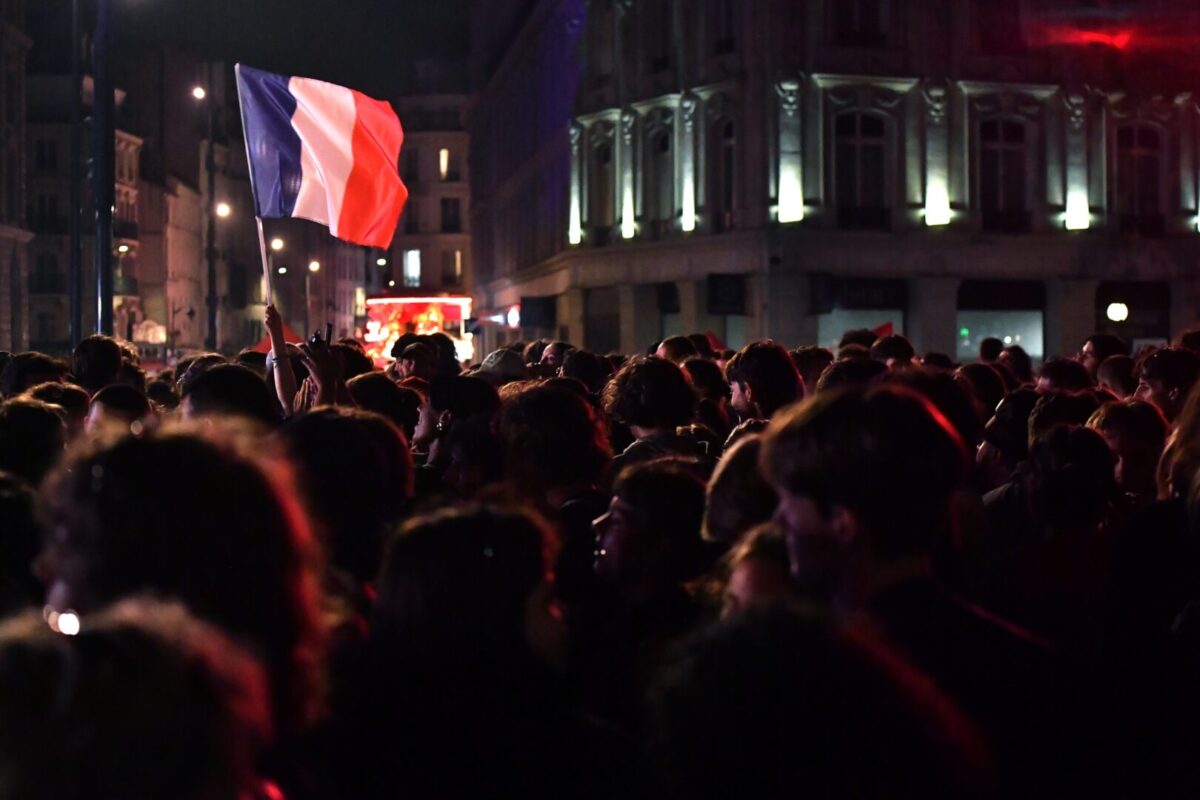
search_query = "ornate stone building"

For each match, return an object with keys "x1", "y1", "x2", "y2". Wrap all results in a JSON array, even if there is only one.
[{"x1": 469, "y1": 0, "x2": 1200, "y2": 360}]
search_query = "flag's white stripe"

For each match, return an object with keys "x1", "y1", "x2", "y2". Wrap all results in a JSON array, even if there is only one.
[{"x1": 288, "y1": 77, "x2": 357, "y2": 229}]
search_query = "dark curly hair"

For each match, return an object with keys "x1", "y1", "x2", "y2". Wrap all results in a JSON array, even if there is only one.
[
  {"x1": 500, "y1": 385, "x2": 612, "y2": 491},
  {"x1": 603, "y1": 357, "x2": 696, "y2": 430}
]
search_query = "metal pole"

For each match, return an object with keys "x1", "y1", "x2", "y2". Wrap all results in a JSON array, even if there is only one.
[
  {"x1": 92, "y1": 0, "x2": 114, "y2": 335},
  {"x1": 68, "y1": 0, "x2": 82, "y2": 347},
  {"x1": 204, "y1": 63, "x2": 219, "y2": 351},
  {"x1": 304, "y1": 271, "x2": 311, "y2": 336}
]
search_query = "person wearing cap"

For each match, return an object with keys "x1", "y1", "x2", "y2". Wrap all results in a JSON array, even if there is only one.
[
  {"x1": 395, "y1": 344, "x2": 436, "y2": 383},
  {"x1": 472, "y1": 349, "x2": 528, "y2": 387}
]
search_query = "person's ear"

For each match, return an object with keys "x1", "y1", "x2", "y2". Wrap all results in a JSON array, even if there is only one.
[{"x1": 827, "y1": 505, "x2": 861, "y2": 550}]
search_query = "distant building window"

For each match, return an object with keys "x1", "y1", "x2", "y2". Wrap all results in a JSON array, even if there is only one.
[
  {"x1": 711, "y1": 120, "x2": 736, "y2": 233},
  {"x1": 404, "y1": 200, "x2": 420, "y2": 234},
  {"x1": 645, "y1": 0, "x2": 673, "y2": 73},
  {"x1": 440, "y1": 198, "x2": 462, "y2": 233},
  {"x1": 441, "y1": 249, "x2": 463, "y2": 286},
  {"x1": 833, "y1": 0, "x2": 885, "y2": 48},
  {"x1": 403, "y1": 148, "x2": 419, "y2": 182},
  {"x1": 645, "y1": 127, "x2": 674, "y2": 237},
  {"x1": 1116, "y1": 123, "x2": 1164, "y2": 236},
  {"x1": 438, "y1": 148, "x2": 459, "y2": 182},
  {"x1": 979, "y1": 118, "x2": 1029, "y2": 233},
  {"x1": 834, "y1": 111, "x2": 889, "y2": 230},
  {"x1": 403, "y1": 249, "x2": 421, "y2": 288},
  {"x1": 589, "y1": 135, "x2": 615, "y2": 244},
  {"x1": 35, "y1": 140, "x2": 57, "y2": 172},
  {"x1": 710, "y1": 0, "x2": 736, "y2": 54}
]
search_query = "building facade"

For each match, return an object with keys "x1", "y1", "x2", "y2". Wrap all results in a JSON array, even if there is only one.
[
  {"x1": 469, "y1": 0, "x2": 1200, "y2": 360},
  {"x1": 383, "y1": 95, "x2": 471, "y2": 298},
  {"x1": 0, "y1": 0, "x2": 31, "y2": 351}
]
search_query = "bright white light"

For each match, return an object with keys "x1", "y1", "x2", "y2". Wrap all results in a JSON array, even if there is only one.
[
  {"x1": 1106, "y1": 302, "x2": 1129, "y2": 323},
  {"x1": 1065, "y1": 190, "x2": 1090, "y2": 230},
  {"x1": 308, "y1": 260, "x2": 320, "y2": 273},
  {"x1": 57, "y1": 612, "x2": 80, "y2": 636},
  {"x1": 116, "y1": 244, "x2": 129, "y2": 254},
  {"x1": 1004, "y1": 336, "x2": 1013, "y2": 345},
  {"x1": 778, "y1": 164, "x2": 805, "y2": 223},
  {"x1": 277, "y1": 266, "x2": 288, "y2": 275},
  {"x1": 376, "y1": 257, "x2": 388, "y2": 267},
  {"x1": 388, "y1": 279, "x2": 396, "y2": 287},
  {"x1": 621, "y1": 186, "x2": 636, "y2": 239},
  {"x1": 192, "y1": 86, "x2": 206, "y2": 101},
  {"x1": 507, "y1": 305, "x2": 521, "y2": 328},
  {"x1": 215, "y1": 202, "x2": 231, "y2": 218},
  {"x1": 924, "y1": 179, "x2": 951, "y2": 226},
  {"x1": 439, "y1": 148, "x2": 450, "y2": 181},
  {"x1": 270, "y1": 237, "x2": 285, "y2": 252},
  {"x1": 403, "y1": 249, "x2": 421, "y2": 287},
  {"x1": 568, "y1": 189, "x2": 583, "y2": 245},
  {"x1": 681, "y1": 173, "x2": 696, "y2": 233}
]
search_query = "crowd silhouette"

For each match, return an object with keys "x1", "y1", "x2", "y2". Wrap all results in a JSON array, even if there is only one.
[{"x1": 2, "y1": 313, "x2": 1200, "y2": 797}]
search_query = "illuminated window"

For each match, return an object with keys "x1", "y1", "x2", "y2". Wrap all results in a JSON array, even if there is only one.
[
  {"x1": 403, "y1": 249, "x2": 421, "y2": 288},
  {"x1": 979, "y1": 118, "x2": 1029, "y2": 233},
  {"x1": 1115, "y1": 124, "x2": 1164, "y2": 236},
  {"x1": 834, "y1": 112, "x2": 889, "y2": 230},
  {"x1": 439, "y1": 148, "x2": 451, "y2": 181}
]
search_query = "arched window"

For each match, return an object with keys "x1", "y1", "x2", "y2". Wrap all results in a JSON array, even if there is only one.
[
  {"x1": 645, "y1": 127, "x2": 674, "y2": 237},
  {"x1": 589, "y1": 137, "x2": 614, "y2": 244},
  {"x1": 834, "y1": 111, "x2": 888, "y2": 230},
  {"x1": 1115, "y1": 123, "x2": 1164, "y2": 236},
  {"x1": 711, "y1": 120, "x2": 736, "y2": 233},
  {"x1": 979, "y1": 118, "x2": 1029, "y2": 233}
]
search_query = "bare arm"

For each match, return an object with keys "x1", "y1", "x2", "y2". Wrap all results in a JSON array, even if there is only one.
[{"x1": 265, "y1": 305, "x2": 299, "y2": 415}]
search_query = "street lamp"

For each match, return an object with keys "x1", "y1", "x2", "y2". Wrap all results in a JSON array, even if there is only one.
[
  {"x1": 376, "y1": 257, "x2": 387, "y2": 267},
  {"x1": 271, "y1": 237, "x2": 285, "y2": 252},
  {"x1": 191, "y1": 86, "x2": 207, "y2": 101},
  {"x1": 215, "y1": 201, "x2": 231, "y2": 218},
  {"x1": 305, "y1": 261, "x2": 321, "y2": 334},
  {"x1": 308, "y1": 260, "x2": 320, "y2": 273},
  {"x1": 193, "y1": 70, "x2": 220, "y2": 351},
  {"x1": 277, "y1": 266, "x2": 288, "y2": 275}
]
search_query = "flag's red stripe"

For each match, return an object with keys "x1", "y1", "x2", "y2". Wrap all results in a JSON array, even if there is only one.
[{"x1": 338, "y1": 91, "x2": 408, "y2": 249}]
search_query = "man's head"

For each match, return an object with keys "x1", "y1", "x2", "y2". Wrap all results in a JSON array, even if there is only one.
[
  {"x1": 978, "y1": 337, "x2": 1004, "y2": 363},
  {"x1": 539, "y1": 341, "x2": 574, "y2": 371},
  {"x1": 870, "y1": 335, "x2": 915, "y2": 369},
  {"x1": 1036, "y1": 358, "x2": 1093, "y2": 394},
  {"x1": 603, "y1": 357, "x2": 696, "y2": 432},
  {"x1": 791, "y1": 347, "x2": 835, "y2": 393},
  {"x1": 72, "y1": 335, "x2": 124, "y2": 395},
  {"x1": 1097, "y1": 355, "x2": 1137, "y2": 398},
  {"x1": 1136, "y1": 347, "x2": 1200, "y2": 423},
  {"x1": 397, "y1": 343, "x2": 436, "y2": 381},
  {"x1": 0, "y1": 353, "x2": 69, "y2": 398},
  {"x1": 179, "y1": 364, "x2": 278, "y2": 428},
  {"x1": 1027, "y1": 391, "x2": 1101, "y2": 449},
  {"x1": 0, "y1": 399, "x2": 66, "y2": 486},
  {"x1": 761, "y1": 387, "x2": 967, "y2": 576},
  {"x1": 725, "y1": 342, "x2": 804, "y2": 420},
  {"x1": 1079, "y1": 333, "x2": 1131, "y2": 379},
  {"x1": 86, "y1": 384, "x2": 153, "y2": 436},
  {"x1": 656, "y1": 336, "x2": 700, "y2": 365}
]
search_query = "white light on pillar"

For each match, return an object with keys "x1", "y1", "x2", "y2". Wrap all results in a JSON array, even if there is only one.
[
  {"x1": 924, "y1": 179, "x2": 951, "y2": 226},
  {"x1": 621, "y1": 186, "x2": 636, "y2": 239},
  {"x1": 681, "y1": 173, "x2": 696, "y2": 233},
  {"x1": 1106, "y1": 302, "x2": 1129, "y2": 323},
  {"x1": 1065, "y1": 190, "x2": 1090, "y2": 231},
  {"x1": 568, "y1": 194, "x2": 583, "y2": 245},
  {"x1": 778, "y1": 164, "x2": 804, "y2": 224}
]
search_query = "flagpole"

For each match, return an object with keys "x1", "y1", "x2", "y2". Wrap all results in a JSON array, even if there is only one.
[{"x1": 256, "y1": 217, "x2": 273, "y2": 307}]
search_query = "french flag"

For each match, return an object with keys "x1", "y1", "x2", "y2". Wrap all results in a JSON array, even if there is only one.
[{"x1": 236, "y1": 64, "x2": 408, "y2": 249}]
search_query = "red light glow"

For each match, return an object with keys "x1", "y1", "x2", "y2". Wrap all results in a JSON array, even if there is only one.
[
  {"x1": 360, "y1": 296, "x2": 474, "y2": 366},
  {"x1": 1031, "y1": 25, "x2": 1134, "y2": 50}
]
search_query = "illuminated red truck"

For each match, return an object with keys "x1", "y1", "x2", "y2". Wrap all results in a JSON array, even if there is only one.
[{"x1": 359, "y1": 294, "x2": 475, "y2": 368}]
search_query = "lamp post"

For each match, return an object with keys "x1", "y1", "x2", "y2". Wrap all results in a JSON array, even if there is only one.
[
  {"x1": 196, "y1": 64, "x2": 220, "y2": 352},
  {"x1": 306, "y1": 260, "x2": 320, "y2": 336},
  {"x1": 93, "y1": 0, "x2": 115, "y2": 335}
]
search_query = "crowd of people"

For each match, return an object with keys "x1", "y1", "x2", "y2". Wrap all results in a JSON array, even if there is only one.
[{"x1": 4, "y1": 311, "x2": 1200, "y2": 797}]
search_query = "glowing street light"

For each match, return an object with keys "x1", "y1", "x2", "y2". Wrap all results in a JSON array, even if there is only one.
[
  {"x1": 192, "y1": 85, "x2": 207, "y2": 101},
  {"x1": 308, "y1": 260, "x2": 321, "y2": 273},
  {"x1": 388, "y1": 279, "x2": 396, "y2": 287},
  {"x1": 270, "y1": 237, "x2": 285, "y2": 252},
  {"x1": 215, "y1": 201, "x2": 231, "y2": 218},
  {"x1": 1106, "y1": 302, "x2": 1130, "y2": 323},
  {"x1": 277, "y1": 266, "x2": 288, "y2": 275},
  {"x1": 116, "y1": 244, "x2": 129, "y2": 254},
  {"x1": 376, "y1": 257, "x2": 388, "y2": 267}
]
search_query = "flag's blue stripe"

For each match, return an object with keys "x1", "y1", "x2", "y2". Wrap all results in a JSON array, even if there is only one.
[{"x1": 236, "y1": 65, "x2": 302, "y2": 218}]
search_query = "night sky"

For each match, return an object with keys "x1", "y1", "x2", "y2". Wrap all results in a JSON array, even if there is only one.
[{"x1": 117, "y1": 0, "x2": 471, "y2": 97}]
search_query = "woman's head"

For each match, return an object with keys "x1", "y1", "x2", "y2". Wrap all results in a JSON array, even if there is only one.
[
  {"x1": 39, "y1": 427, "x2": 324, "y2": 736},
  {"x1": 603, "y1": 357, "x2": 697, "y2": 431},
  {"x1": 500, "y1": 385, "x2": 611, "y2": 496}
]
